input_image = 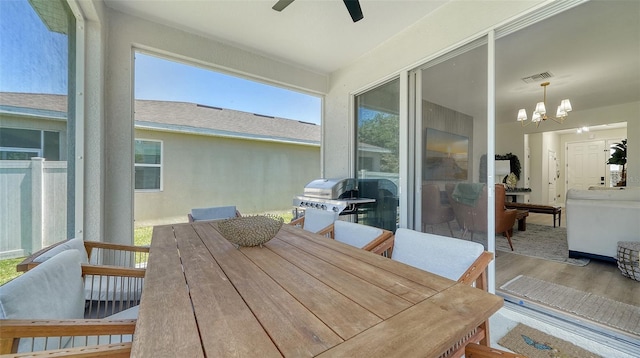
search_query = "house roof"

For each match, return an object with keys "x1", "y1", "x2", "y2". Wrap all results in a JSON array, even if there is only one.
[
  {"x1": 0, "y1": 92, "x2": 321, "y2": 146},
  {"x1": 134, "y1": 99, "x2": 320, "y2": 145}
]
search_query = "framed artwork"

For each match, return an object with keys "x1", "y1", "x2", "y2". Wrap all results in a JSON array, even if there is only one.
[{"x1": 424, "y1": 128, "x2": 469, "y2": 181}]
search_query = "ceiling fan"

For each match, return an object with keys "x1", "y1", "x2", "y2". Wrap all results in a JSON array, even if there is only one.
[{"x1": 272, "y1": 0, "x2": 364, "y2": 23}]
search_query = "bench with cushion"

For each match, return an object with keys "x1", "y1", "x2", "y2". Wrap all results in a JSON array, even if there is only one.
[
  {"x1": 0, "y1": 249, "x2": 137, "y2": 356},
  {"x1": 504, "y1": 202, "x2": 562, "y2": 227}
]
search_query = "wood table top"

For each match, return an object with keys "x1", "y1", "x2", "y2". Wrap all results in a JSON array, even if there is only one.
[{"x1": 131, "y1": 221, "x2": 503, "y2": 357}]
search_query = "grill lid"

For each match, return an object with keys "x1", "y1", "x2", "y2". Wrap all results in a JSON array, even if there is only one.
[{"x1": 302, "y1": 178, "x2": 356, "y2": 199}]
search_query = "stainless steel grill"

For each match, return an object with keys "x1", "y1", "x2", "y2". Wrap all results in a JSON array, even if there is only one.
[{"x1": 293, "y1": 178, "x2": 374, "y2": 215}]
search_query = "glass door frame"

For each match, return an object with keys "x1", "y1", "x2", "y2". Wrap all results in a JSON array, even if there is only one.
[
  {"x1": 408, "y1": 34, "x2": 497, "y2": 292},
  {"x1": 349, "y1": 1, "x2": 581, "y2": 294}
]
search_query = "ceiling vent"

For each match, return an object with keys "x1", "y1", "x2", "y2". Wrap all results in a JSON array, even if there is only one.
[{"x1": 521, "y1": 71, "x2": 554, "y2": 84}]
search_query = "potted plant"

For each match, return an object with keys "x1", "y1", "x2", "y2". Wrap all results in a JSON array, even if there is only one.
[{"x1": 607, "y1": 139, "x2": 627, "y2": 186}]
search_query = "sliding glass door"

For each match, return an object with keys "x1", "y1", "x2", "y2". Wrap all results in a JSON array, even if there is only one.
[
  {"x1": 354, "y1": 79, "x2": 400, "y2": 233},
  {"x1": 414, "y1": 38, "x2": 489, "y2": 241}
]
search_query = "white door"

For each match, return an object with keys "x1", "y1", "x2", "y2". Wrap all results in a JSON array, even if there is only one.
[
  {"x1": 566, "y1": 141, "x2": 606, "y2": 190},
  {"x1": 548, "y1": 150, "x2": 557, "y2": 205}
]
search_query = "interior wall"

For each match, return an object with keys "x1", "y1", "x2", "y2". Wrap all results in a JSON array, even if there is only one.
[
  {"x1": 422, "y1": 100, "x2": 474, "y2": 183},
  {"x1": 558, "y1": 127, "x2": 627, "y2": 202}
]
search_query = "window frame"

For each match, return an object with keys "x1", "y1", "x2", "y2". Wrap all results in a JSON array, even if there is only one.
[{"x1": 134, "y1": 138, "x2": 163, "y2": 192}]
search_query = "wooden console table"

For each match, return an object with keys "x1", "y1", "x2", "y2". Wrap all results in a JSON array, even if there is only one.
[{"x1": 131, "y1": 222, "x2": 503, "y2": 357}]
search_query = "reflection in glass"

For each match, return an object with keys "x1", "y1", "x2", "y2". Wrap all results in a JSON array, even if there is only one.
[{"x1": 355, "y1": 79, "x2": 400, "y2": 232}]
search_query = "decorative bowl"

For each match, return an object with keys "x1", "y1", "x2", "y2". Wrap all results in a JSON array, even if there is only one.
[{"x1": 217, "y1": 215, "x2": 284, "y2": 247}]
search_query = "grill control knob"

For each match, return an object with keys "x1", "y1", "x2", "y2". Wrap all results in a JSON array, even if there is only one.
[{"x1": 321, "y1": 205, "x2": 327, "y2": 210}]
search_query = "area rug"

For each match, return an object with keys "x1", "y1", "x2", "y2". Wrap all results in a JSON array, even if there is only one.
[
  {"x1": 429, "y1": 222, "x2": 589, "y2": 266},
  {"x1": 501, "y1": 275, "x2": 640, "y2": 336},
  {"x1": 499, "y1": 323, "x2": 601, "y2": 358}
]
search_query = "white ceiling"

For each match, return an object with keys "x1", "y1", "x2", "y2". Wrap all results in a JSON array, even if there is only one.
[
  {"x1": 421, "y1": 0, "x2": 639, "y2": 126},
  {"x1": 104, "y1": 0, "x2": 448, "y2": 74},
  {"x1": 103, "y1": 0, "x2": 639, "y2": 129}
]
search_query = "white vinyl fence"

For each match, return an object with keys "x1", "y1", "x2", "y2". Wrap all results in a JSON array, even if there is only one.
[{"x1": 0, "y1": 158, "x2": 67, "y2": 259}]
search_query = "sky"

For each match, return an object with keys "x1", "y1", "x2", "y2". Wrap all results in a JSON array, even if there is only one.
[
  {"x1": 134, "y1": 53, "x2": 321, "y2": 124},
  {"x1": 0, "y1": 0, "x2": 322, "y2": 125}
]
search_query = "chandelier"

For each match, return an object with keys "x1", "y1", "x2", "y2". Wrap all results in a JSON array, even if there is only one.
[{"x1": 516, "y1": 81, "x2": 572, "y2": 127}]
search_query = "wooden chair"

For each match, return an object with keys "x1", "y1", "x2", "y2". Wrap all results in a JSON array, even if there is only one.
[
  {"x1": 389, "y1": 228, "x2": 495, "y2": 358},
  {"x1": 15, "y1": 238, "x2": 146, "y2": 319},
  {"x1": 17, "y1": 237, "x2": 149, "y2": 272},
  {"x1": 289, "y1": 208, "x2": 337, "y2": 233},
  {"x1": 0, "y1": 250, "x2": 138, "y2": 356},
  {"x1": 317, "y1": 220, "x2": 393, "y2": 256},
  {"x1": 465, "y1": 343, "x2": 527, "y2": 358},
  {"x1": 188, "y1": 205, "x2": 242, "y2": 222},
  {"x1": 422, "y1": 183, "x2": 455, "y2": 236}
]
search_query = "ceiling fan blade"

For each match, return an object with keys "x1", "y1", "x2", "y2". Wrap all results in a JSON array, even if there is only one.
[
  {"x1": 272, "y1": 0, "x2": 295, "y2": 12},
  {"x1": 343, "y1": 0, "x2": 364, "y2": 22}
]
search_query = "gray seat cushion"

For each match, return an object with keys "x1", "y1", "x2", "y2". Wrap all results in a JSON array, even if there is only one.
[
  {"x1": 333, "y1": 220, "x2": 384, "y2": 248},
  {"x1": 190, "y1": 206, "x2": 238, "y2": 221},
  {"x1": 33, "y1": 238, "x2": 89, "y2": 264},
  {"x1": 0, "y1": 249, "x2": 85, "y2": 320},
  {"x1": 302, "y1": 208, "x2": 337, "y2": 233},
  {"x1": 391, "y1": 229, "x2": 484, "y2": 281},
  {"x1": 0, "y1": 249, "x2": 86, "y2": 353}
]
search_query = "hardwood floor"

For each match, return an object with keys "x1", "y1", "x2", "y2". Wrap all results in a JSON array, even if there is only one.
[{"x1": 495, "y1": 212, "x2": 640, "y2": 307}]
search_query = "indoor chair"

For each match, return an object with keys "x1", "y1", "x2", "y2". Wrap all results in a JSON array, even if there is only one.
[
  {"x1": 448, "y1": 183, "x2": 517, "y2": 250},
  {"x1": 318, "y1": 220, "x2": 393, "y2": 256},
  {"x1": 468, "y1": 184, "x2": 517, "y2": 250},
  {"x1": 390, "y1": 228, "x2": 495, "y2": 357},
  {"x1": 422, "y1": 183, "x2": 455, "y2": 236},
  {"x1": 188, "y1": 205, "x2": 242, "y2": 222},
  {"x1": 289, "y1": 208, "x2": 337, "y2": 233},
  {"x1": 0, "y1": 250, "x2": 138, "y2": 356}
]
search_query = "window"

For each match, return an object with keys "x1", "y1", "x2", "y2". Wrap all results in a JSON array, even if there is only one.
[
  {"x1": 0, "y1": 0, "x2": 76, "y2": 256},
  {"x1": 0, "y1": 128, "x2": 60, "y2": 160},
  {"x1": 135, "y1": 139, "x2": 162, "y2": 190}
]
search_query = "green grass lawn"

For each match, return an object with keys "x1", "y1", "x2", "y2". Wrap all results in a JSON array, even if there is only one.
[{"x1": 0, "y1": 257, "x2": 24, "y2": 286}]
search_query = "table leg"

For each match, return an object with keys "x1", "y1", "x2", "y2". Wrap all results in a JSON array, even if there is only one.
[
  {"x1": 518, "y1": 217, "x2": 526, "y2": 231},
  {"x1": 558, "y1": 211, "x2": 561, "y2": 227}
]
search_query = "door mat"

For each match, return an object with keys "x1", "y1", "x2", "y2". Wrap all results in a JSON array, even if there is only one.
[
  {"x1": 500, "y1": 275, "x2": 640, "y2": 336},
  {"x1": 498, "y1": 323, "x2": 601, "y2": 358}
]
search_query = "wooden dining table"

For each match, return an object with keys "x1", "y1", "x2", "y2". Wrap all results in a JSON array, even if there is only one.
[{"x1": 130, "y1": 221, "x2": 503, "y2": 357}]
